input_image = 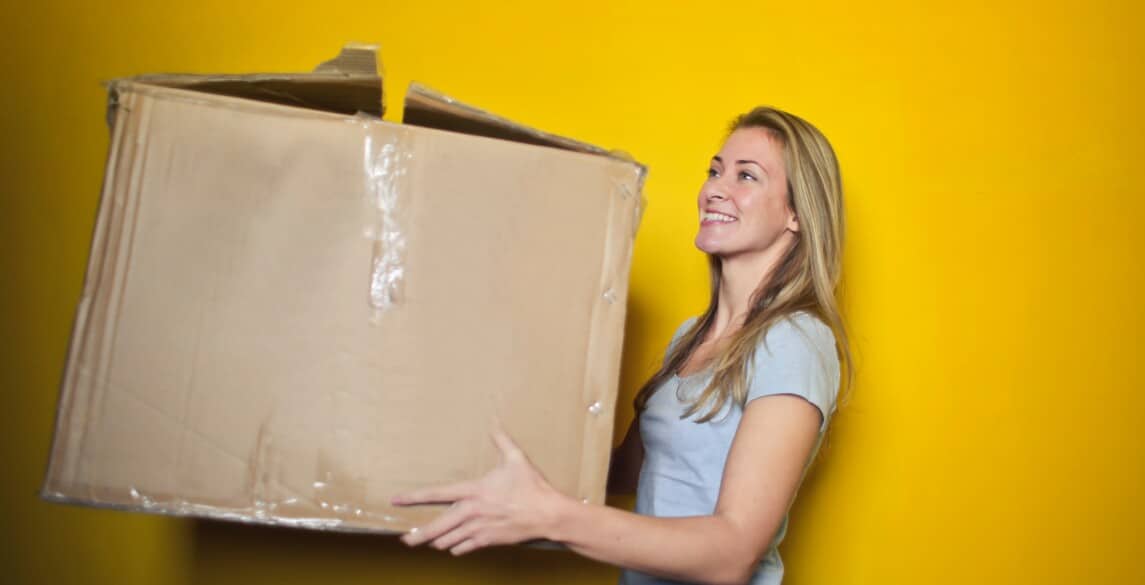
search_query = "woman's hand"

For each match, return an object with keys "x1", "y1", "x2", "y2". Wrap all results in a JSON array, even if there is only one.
[{"x1": 391, "y1": 427, "x2": 573, "y2": 555}]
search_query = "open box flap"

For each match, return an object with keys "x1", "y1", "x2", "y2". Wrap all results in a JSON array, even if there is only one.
[
  {"x1": 108, "y1": 44, "x2": 384, "y2": 118},
  {"x1": 403, "y1": 82, "x2": 644, "y2": 171}
]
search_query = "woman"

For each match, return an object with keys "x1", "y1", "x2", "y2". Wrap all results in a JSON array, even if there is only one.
[{"x1": 393, "y1": 106, "x2": 851, "y2": 585}]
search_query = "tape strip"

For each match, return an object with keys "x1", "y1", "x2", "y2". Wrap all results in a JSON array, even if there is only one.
[{"x1": 361, "y1": 119, "x2": 414, "y2": 319}]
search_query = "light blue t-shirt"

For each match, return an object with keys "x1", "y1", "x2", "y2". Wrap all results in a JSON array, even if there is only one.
[{"x1": 619, "y1": 311, "x2": 840, "y2": 585}]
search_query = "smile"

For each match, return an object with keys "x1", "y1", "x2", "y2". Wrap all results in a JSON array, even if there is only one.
[{"x1": 701, "y1": 212, "x2": 737, "y2": 223}]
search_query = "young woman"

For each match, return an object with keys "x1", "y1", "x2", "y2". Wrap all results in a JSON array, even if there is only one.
[{"x1": 393, "y1": 106, "x2": 851, "y2": 585}]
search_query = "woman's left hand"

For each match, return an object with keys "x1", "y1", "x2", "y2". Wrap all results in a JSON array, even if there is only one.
[{"x1": 391, "y1": 427, "x2": 571, "y2": 555}]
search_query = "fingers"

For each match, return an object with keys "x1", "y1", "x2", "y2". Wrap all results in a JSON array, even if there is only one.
[
  {"x1": 430, "y1": 519, "x2": 483, "y2": 551},
  {"x1": 391, "y1": 481, "x2": 475, "y2": 506},
  {"x1": 450, "y1": 538, "x2": 481, "y2": 556},
  {"x1": 491, "y1": 426, "x2": 524, "y2": 461},
  {"x1": 401, "y1": 502, "x2": 473, "y2": 546},
  {"x1": 402, "y1": 506, "x2": 499, "y2": 556}
]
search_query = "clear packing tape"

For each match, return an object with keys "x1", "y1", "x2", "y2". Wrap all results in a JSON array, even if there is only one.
[{"x1": 361, "y1": 119, "x2": 413, "y2": 320}]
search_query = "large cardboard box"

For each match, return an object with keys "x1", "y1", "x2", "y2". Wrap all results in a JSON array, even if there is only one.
[{"x1": 42, "y1": 45, "x2": 645, "y2": 533}]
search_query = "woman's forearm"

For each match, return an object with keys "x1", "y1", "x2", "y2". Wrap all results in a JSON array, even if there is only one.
[
  {"x1": 393, "y1": 426, "x2": 779, "y2": 585},
  {"x1": 545, "y1": 496, "x2": 757, "y2": 585}
]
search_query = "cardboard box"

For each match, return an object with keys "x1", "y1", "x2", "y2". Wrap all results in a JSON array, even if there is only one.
[{"x1": 42, "y1": 45, "x2": 645, "y2": 533}]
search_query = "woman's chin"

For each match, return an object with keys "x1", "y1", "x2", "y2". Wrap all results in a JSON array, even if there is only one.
[{"x1": 694, "y1": 235, "x2": 724, "y2": 255}]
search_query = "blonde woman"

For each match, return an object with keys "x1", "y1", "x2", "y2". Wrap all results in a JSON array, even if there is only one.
[{"x1": 394, "y1": 107, "x2": 851, "y2": 585}]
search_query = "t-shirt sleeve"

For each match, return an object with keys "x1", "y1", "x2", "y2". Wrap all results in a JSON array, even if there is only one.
[{"x1": 746, "y1": 313, "x2": 841, "y2": 433}]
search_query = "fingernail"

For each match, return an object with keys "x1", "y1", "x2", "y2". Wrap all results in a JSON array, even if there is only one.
[{"x1": 401, "y1": 527, "x2": 418, "y2": 545}]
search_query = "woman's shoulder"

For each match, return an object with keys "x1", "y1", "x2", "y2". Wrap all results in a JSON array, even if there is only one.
[
  {"x1": 673, "y1": 316, "x2": 698, "y2": 338},
  {"x1": 768, "y1": 310, "x2": 835, "y2": 341},
  {"x1": 748, "y1": 310, "x2": 841, "y2": 429},
  {"x1": 756, "y1": 310, "x2": 839, "y2": 367},
  {"x1": 666, "y1": 316, "x2": 699, "y2": 351},
  {"x1": 670, "y1": 312, "x2": 834, "y2": 346}
]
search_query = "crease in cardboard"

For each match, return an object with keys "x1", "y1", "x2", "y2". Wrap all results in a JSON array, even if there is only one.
[
  {"x1": 220, "y1": 84, "x2": 333, "y2": 115},
  {"x1": 576, "y1": 172, "x2": 615, "y2": 503},
  {"x1": 109, "y1": 83, "x2": 363, "y2": 123},
  {"x1": 246, "y1": 397, "x2": 336, "y2": 521},
  {"x1": 247, "y1": 419, "x2": 304, "y2": 520},
  {"x1": 108, "y1": 385, "x2": 250, "y2": 465},
  {"x1": 580, "y1": 161, "x2": 647, "y2": 504},
  {"x1": 76, "y1": 93, "x2": 155, "y2": 497},
  {"x1": 65, "y1": 90, "x2": 140, "y2": 489}
]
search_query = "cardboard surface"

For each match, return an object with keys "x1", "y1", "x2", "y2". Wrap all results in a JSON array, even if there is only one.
[{"x1": 42, "y1": 47, "x2": 645, "y2": 534}]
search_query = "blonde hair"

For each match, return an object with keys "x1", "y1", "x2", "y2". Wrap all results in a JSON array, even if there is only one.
[{"x1": 634, "y1": 107, "x2": 853, "y2": 422}]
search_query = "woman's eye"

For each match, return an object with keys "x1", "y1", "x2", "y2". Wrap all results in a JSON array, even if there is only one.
[
  {"x1": 739, "y1": 171, "x2": 757, "y2": 181},
  {"x1": 707, "y1": 168, "x2": 719, "y2": 178}
]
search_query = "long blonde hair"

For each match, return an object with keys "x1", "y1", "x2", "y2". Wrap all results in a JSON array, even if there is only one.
[{"x1": 634, "y1": 107, "x2": 853, "y2": 422}]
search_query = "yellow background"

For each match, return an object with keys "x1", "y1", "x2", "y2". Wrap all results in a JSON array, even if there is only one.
[{"x1": 3, "y1": 0, "x2": 1142, "y2": 583}]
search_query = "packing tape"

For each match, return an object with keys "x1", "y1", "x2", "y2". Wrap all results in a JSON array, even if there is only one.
[{"x1": 361, "y1": 119, "x2": 415, "y2": 321}]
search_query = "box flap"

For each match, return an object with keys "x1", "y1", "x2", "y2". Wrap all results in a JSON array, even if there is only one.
[
  {"x1": 111, "y1": 44, "x2": 384, "y2": 117},
  {"x1": 403, "y1": 82, "x2": 642, "y2": 168}
]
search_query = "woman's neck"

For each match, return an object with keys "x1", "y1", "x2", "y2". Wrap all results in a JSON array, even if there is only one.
[{"x1": 710, "y1": 244, "x2": 790, "y2": 339}]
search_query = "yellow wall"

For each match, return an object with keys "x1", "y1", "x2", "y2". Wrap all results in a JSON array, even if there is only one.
[{"x1": 3, "y1": 1, "x2": 1142, "y2": 583}]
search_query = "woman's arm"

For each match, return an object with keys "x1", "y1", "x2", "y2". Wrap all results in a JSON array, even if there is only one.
[
  {"x1": 393, "y1": 394, "x2": 823, "y2": 585},
  {"x1": 606, "y1": 418, "x2": 643, "y2": 495}
]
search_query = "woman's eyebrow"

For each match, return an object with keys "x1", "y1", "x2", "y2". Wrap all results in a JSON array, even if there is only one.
[{"x1": 713, "y1": 156, "x2": 769, "y2": 174}]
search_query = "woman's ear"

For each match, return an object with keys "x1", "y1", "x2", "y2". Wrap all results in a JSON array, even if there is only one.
[{"x1": 787, "y1": 211, "x2": 800, "y2": 233}]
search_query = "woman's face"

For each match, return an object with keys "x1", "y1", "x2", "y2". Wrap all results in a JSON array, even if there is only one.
[{"x1": 695, "y1": 127, "x2": 798, "y2": 259}]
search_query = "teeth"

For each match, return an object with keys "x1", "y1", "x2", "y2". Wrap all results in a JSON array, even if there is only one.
[{"x1": 702, "y1": 212, "x2": 737, "y2": 223}]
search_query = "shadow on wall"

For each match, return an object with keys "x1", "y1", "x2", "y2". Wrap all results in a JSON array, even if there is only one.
[
  {"x1": 191, "y1": 519, "x2": 618, "y2": 584},
  {"x1": 616, "y1": 283, "x2": 659, "y2": 428}
]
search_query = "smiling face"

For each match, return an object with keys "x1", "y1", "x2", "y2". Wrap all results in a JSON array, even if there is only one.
[{"x1": 695, "y1": 127, "x2": 799, "y2": 259}]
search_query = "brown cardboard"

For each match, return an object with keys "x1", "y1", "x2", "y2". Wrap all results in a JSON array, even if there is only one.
[
  {"x1": 122, "y1": 44, "x2": 385, "y2": 118},
  {"x1": 42, "y1": 45, "x2": 645, "y2": 534}
]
